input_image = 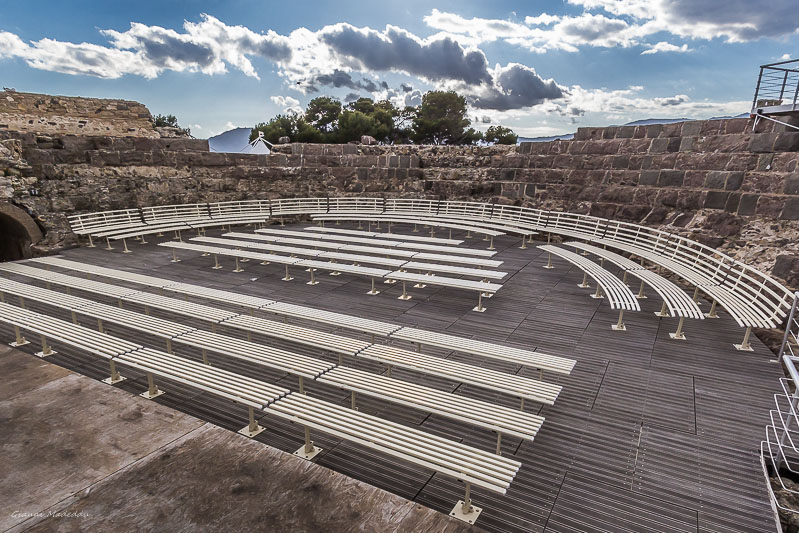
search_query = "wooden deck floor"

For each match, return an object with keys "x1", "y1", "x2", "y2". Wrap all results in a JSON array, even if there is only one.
[{"x1": 0, "y1": 222, "x2": 782, "y2": 533}]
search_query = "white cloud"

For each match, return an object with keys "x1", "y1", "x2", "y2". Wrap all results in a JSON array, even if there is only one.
[
  {"x1": 781, "y1": 53, "x2": 792, "y2": 60},
  {"x1": 641, "y1": 42, "x2": 692, "y2": 55},
  {"x1": 270, "y1": 95, "x2": 303, "y2": 113}
]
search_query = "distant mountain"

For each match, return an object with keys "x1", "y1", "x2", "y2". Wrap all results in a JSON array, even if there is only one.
[
  {"x1": 208, "y1": 127, "x2": 270, "y2": 154},
  {"x1": 518, "y1": 113, "x2": 749, "y2": 143},
  {"x1": 517, "y1": 133, "x2": 575, "y2": 143}
]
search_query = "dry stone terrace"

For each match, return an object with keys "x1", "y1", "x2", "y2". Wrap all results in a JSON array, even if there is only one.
[{"x1": 0, "y1": 221, "x2": 783, "y2": 532}]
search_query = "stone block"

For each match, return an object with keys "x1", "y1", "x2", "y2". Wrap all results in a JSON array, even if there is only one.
[
  {"x1": 700, "y1": 120, "x2": 723, "y2": 136},
  {"x1": 756, "y1": 195, "x2": 784, "y2": 217},
  {"x1": 649, "y1": 138, "x2": 670, "y2": 153},
  {"x1": 738, "y1": 193, "x2": 759, "y2": 216},
  {"x1": 725, "y1": 172, "x2": 744, "y2": 190},
  {"x1": 657, "y1": 170, "x2": 685, "y2": 187},
  {"x1": 748, "y1": 133, "x2": 778, "y2": 152},
  {"x1": 775, "y1": 132, "x2": 799, "y2": 152},
  {"x1": 703, "y1": 171, "x2": 727, "y2": 189},
  {"x1": 681, "y1": 121, "x2": 702, "y2": 137},
  {"x1": 773, "y1": 254, "x2": 799, "y2": 287},
  {"x1": 645, "y1": 124, "x2": 663, "y2": 138},
  {"x1": 704, "y1": 191, "x2": 729, "y2": 209},
  {"x1": 782, "y1": 197, "x2": 799, "y2": 220},
  {"x1": 617, "y1": 126, "x2": 636, "y2": 138},
  {"x1": 639, "y1": 170, "x2": 659, "y2": 186},
  {"x1": 724, "y1": 192, "x2": 741, "y2": 212},
  {"x1": 785, "y1": 176, "x2": 799, "y2": 195},
  {"x1": 679, "y1": 136, "x2": 696, "y2": 152}
]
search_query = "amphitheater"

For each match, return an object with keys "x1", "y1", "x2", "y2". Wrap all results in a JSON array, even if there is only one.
[{"x1": 1, "y1": 90, "x2": 799, "y2": 533}]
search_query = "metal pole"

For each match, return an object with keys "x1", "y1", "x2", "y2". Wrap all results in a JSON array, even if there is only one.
[
  {"x1": 461, "y1": 483, "x2": 472, "y2": 515},
  {"x1": 779, "y1": 293, "x2": 799, "y2": 357}
]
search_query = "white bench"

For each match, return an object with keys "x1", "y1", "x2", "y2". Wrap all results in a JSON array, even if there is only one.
[
  {"x1": 30, "y1": 256, "x2": 276, "y2": 311},
  {"x1": 0, "y1": 263, "x2": 142, "y2": 299},
  {"x1": 567, "y1": 241, "x2": 704, "y2": 339},
  {"x1": 0, "y1": 301, "x2": 139, "y2": 384},
  {"x1": 193, "y1": 235, "x2": 325, "y2": 259},
  {"x1": 357, "y1": 344, "x2": 561, "y2": 407},
  {"x1": 384, "y1": 271, "x2": 502, "y2": 312},
  {"x1": 389, "y1": 327, "x2": 576, "y2": 376},
  {"x1": 158, "y1": 241, "x2": 302, "y2": 280},
  {"x1": 263, "y1": 302, "x2": 401, "y2": 342},
  {"x1": 319, "y1": 366, "x2": 544, "y2": 446},
  {"x1": 116, "y1": 348, "x2": 288, "y2": 437},
  {"x1": 0, "y1": 277, "x2": 196, "y2": 353},
  {"x1": 266, "y1": 392, "x2": 521, "y2": 522},
  {"x1": 383, "y1": 211, "x2": 537, "y2": 245},
  {"x1": 171, "y1": 329, "x2": 335, "y2": 393},
  {"x1": 295, "y1": 259, "x2": 393, "y2": 291},
  {"x1": 221, "y1": 314, "x2": 371, "y2": 359},
  {"x1": 305, "y1": 226, "x2": 464, "y2": 245},
  {"x1": 400, "y1": 261, "x2": 507, "y2": 281},
  {"x1": 538, "y1": 245, "x2": 640, "y2": 331},
  {"x1": 312, "y1": 214, "x2": 505, "y2": 250},
  {"x1": 259, "y1": 227, "x2": 496, "y2": 257}
]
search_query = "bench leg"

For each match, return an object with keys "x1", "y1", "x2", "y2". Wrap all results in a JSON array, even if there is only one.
[
  {"x1": 487, "y1": 236, "x2": 495, "y2": 251},
  {"x1": 367, "y1": 277, "x2": 380, "y2": 295},
  {"x1": 622, "y1": 271, "x2": 629, "y2": 285},
  {"x1": 102, "y1": 360, "x2": 126, "y2": 385},
  {"x1": 450, "y1": 482, "x2": 482, "y2": 524},
  {"x1": 71, "y1": 311, "x2": 78, "y2": 324},
  {"x1": 544, "y1": 251, "x2": 554, "y2": 269},
  {"x1": 87, "y1": 234, "x2": 95, "y2": 248},
  {"x1": 105, "y1": 237, "x2": 113, "y2": 251},
  {"x1": 612, "y1": 310, "x2": 626, "y2": 331},
  {"x1": 298, "y1": 376, "x2": 305, "y2": 394},
  {"x1": 35, "y1": 334, "x2": 56, "y2": 357},
  {"x1": 636, "y1": 280, "x2": 647, "y2": 299},
  {"x1": 705, "y1": 300, "x2": 719, "y2": 318},
  {"x1": 413, "y1": 223, "x2": 418, "y2": 232},
  {"x1": 201, "y1": 349, "x2": 209, "y2": 365},
  {"x1": 294, "y1": 425, "x2": 322, "y2": 460},
  {"x1": 496, "y1": 432, "x2": 503, "y2": 455},
  {"x1": 386, "y1": 365, "x2": 392, "y2": 378},
  {"x1": 171, "y1": 249, "x2": 181, "y2": 263},
  {"x1": 176, "y1": 230, "x2": 183, "y2": 242},
  {"x1": 140, "y1": 234, "x2": 148, "y2": 244},
  {"x1": 429, "y1": 227, "x2": 435, "y2": 238},
  {"x1": 233, "y1": 257, "x2": 244, "y2": 273},
  {"x1": 238, "y1": 406, "x2": 265, "y2": 438},
  {"x1": 122, "y1": 238, "x2": 132, "y2": 254},
  {"x1": 591, "y1": 286, "x2": 604, "y2": 299},
  {"x1": 10, "y1": 325, "x2": 30, "y2": 347},
  {"x1": 282, "y1": 265, "x2": 294, "y2": 281},
  {"x1": 166, "y1": 338, "x2": 173, "y2": 354},
  {"x1": 97, "y1": 318, "x2": 104, "y2": 333},
  {"x1": 140, "y1": 373, "x2": 164, "y2": 399},
  {"x1": 473, "y1": 292, "x2": 486, "y2": 313},
  {"x1": 357, "y1": 220, "x2": 364, "y2": 229},
  {"x1": 578, "y1": 272, "x2": 589, "y2": 288},
  {"x1": 670, "y1": 316, "x2": 686, "y2": 340},
  {"x1": 734, "y1": 326, "x2": 754, "y2": 352},
  {"x1": 398, "y1": 281, "x2": 412, "y2": 300},
  {"x1": 655, "y1": 301, "x2": 669, "y2": 317},
  {"x1": 448, "y1": 228, "x2": 453, "y2": 240},
  {"x1": 351, "y1": 391, "x2": 357, "y2": 410},
  {"x1": 519, "y1": 235, "x2": 527, "y2": 249},
  {"x1": 329, "y1": 259, "x2": 341, "y2": 276},
  {"x1": 307, "y1": 269, "x2": 319, "y2": 285},
  {"x1": 692, "y1": 287, "x2": 700, "y2": 303}
]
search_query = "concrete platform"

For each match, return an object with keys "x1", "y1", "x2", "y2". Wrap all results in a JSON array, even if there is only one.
[
  {"x1": 0, "y1": 221, "x2": 785, "y2": 532},
  {"x1": 0, "y1": 346, "x2": 474, "y2": 533}
]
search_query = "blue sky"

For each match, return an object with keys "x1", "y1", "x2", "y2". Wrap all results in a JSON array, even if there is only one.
[{"x1": 1, "y1": 0, "x2": 797, "y2": 138}]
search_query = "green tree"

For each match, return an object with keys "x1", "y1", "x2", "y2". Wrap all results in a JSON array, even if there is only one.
[
  {"x1": 152, "y1": 114, "x2": 190, "y2": 136},
  {"x1": 484, "y1": 125, "x2": 518, "y2": 145},
  {"x1": 335, "y1": 110, "x2": 381, "y2": 143},
  {"x1": 304, "y1": 97, "x2": 341, "y2": 134},
  {"x1": 411, "y1": 91, "x2": 480, "y2": 145},
  {"x1": 250, "y1": 113, "x2": 322, "y2": 144}
]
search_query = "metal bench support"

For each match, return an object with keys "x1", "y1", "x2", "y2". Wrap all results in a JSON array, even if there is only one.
[
  {"x1": 102, "y1": 360, "x2": 126, "y2": 385},
  {"x1": 140, "y1": 373, "x2": 165, "y2": 399},
  {"x1": 734, "y1": 326, "x2": 754, "y2": 351},
  {"x1": 670, "y1": 316, "x2": 686, "y2": 340},
  {"x1": 612, "y1": 310, "x2": 626, "y2": 331},
  {"x1": 35, "y1": 334, "x2": 56, "y2": 357},
  {"x1": 398, "y1": 281, "x2": 412, "y2": 300},
  {"x1": 473, "y1": 292, "x2": 486, "y2": 313},
  {"x1": 450, "y1": 482, "x2": 482, "y2": 524},
  {"x1": 238, "y1": 406, "x2": 265, "y2": 438},
  {"x1": 294, "y1": 425, "x2": 322, "y2": 460},
  {"x1": 705, "y1": 299, "x2": 719, "y2": 318}
]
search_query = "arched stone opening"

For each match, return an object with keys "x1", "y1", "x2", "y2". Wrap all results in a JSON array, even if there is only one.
[{"x1": 0, "y1": 202, "x2": 43, "y2": 262}]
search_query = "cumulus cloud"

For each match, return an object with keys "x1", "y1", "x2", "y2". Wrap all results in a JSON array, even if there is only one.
[
  {"x1": 468, "y1": 63, "x2": 564, "y2": 110},
  {"x1": 320, "y1": 23, "x2": 492, "y2": 85},
  {"x1": 641, "y1": 42, "x2": 692, "y2": 55},
  {"x1": 270, "y1": 95, "x2": 303, "y2": 113},
  {"x1": 568, "y1": 0, "x2": 799, "y2": 42}
]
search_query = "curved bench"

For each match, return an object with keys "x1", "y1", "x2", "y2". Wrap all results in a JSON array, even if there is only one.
[
  {"x1": 66, "y1": 197, "x2": 794, "y2": 349},
  {"x1": 305, "y1": 226, "x2": 464, "y2": 245},
  {"x1": 567, "y1": 241, "x2": 704, "y2": 339},
  {"x1": 538, "y1": 244, "x2": 641, "y2": 331}
]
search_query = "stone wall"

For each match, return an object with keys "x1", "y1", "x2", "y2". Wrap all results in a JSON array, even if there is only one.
[
  {"x1": 0, "y1": 91, "x2": 797, "y2": 289},
  {"x1": 0, "y1": 90, "x2": 157, "y2": 138}
]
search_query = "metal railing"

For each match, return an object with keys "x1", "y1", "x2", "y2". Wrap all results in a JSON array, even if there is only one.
[
  {"x1": 762, "y1": 291, "x2": 799, "y2": 523},
  {"x1": 752, "y1": 59, "x2": 799, "y2": 115}
]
